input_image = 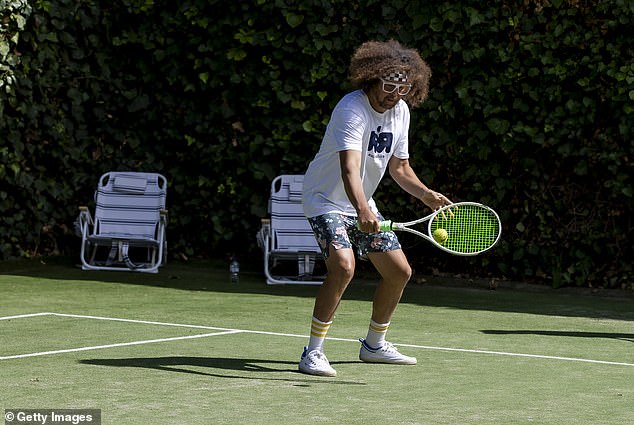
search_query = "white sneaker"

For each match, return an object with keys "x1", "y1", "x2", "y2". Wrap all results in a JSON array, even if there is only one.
[
  {"x1": 298, "y1": 347, "x2": 337, "y2": 377},
  {"x1": 359, "y1": 338, "x2": 417, "y2": 365}
]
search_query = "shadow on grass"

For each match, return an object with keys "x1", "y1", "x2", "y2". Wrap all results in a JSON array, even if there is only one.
[
  {"x1": 2, "y1": 256, "x2": 633, "y2": 321},
  {"x1": 78, "y1": 356, "x2": 365, "y2": 385},
  {"x1": 481, "y1": 330, "x2": 634, "y2": 343}
]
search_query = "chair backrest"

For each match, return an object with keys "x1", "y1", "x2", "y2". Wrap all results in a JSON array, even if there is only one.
[
  {"x1": 93, "y1": 172, "x2": 167, "y2": 239},
  {"x1": 269, "y1": 175, "x2": 320, "y2": 253}
]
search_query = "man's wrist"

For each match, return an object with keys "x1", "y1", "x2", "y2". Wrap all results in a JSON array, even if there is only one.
[
  {"x1": 418, "y1": 187, "x2": 433, "y2": 200},
  {"x1": 356, "y1": 206, "x2": 372, "y2": 216}
]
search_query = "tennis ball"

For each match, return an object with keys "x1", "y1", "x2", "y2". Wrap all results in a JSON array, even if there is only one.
[{"x1": 433, "y1": 228, "x2": 448, "y2": 244}]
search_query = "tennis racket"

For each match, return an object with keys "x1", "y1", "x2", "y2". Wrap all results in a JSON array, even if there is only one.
[{"x1": 380, "y1": 202, "x2": 502, "y2": 256}]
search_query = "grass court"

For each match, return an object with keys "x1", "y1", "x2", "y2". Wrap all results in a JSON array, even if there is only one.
[{"x1": 1, "y1": 258, "x2": 632, "y2": 425}]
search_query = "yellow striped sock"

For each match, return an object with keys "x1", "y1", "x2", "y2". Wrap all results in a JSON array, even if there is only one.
[
  {"x1": 307, "y1": 316, "x2": 332, "y2": 352},
  {"x1": 365, "y1": 320, "x2": 390, "y2": 348}
]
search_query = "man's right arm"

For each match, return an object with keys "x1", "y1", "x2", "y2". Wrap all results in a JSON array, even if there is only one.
[{"x1": 339, "y1": 150, "x2": 379, "y2": 233}]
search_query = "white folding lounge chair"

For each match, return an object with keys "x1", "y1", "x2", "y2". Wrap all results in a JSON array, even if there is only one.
[
  {"x1": 77, "y1": 172, "x2": 168, "y2": 273},
  {"x1": 257, "y1": 175, "x2": 324, "y2": 285}
]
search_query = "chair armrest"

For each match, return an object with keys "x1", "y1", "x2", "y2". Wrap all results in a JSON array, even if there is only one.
[
  {"x1": 78, "y1": 206, "x2": 93, "y2": 224},
  {"x1": 257, "y1": 219, "x2": 271, "y2": 250},
  {"x1": 75, "y1": 206, "x2": 94, "y2": 237}
]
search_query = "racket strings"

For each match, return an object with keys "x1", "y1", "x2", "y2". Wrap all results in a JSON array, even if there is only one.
[{"x1": 432, "y1": 205, "x2": 499, "y2": 254}]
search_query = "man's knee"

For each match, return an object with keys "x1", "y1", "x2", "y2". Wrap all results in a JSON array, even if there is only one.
[
  {"x1": 401, "y1": 263, "x2": 412, "y2": 283},
  {"x1": 395, "y1": 262, "x2": 412, "y2": 284},
  {"x1": 371, "y1": 251, "x2": 412, "y2": 285},
  {"x1": 326, "y1": 247, "x2": 355, "y2": 282}
]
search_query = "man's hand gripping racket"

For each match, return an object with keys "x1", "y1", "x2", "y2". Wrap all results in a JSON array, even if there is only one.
[{"x1": 380, "y1": 202, "x2": 502, "y2": 256}]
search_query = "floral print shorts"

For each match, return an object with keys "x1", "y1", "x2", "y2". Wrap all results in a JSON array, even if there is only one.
[{"x1": 307, "y1": 213, "x2": 401, "y2": 260}]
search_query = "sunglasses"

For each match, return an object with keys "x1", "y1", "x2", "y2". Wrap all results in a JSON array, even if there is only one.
[{"x1": 380, "y1": 79, "x2": 412, "y2": 96}]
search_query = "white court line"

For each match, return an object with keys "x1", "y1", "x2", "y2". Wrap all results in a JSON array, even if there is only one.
[
  {"x1": 0, "y1": 312, "x2": 52, "y2": 321},
  {"x1": 394, "y1": 342, "x2": 634, "y2": 367},
  {"x1": 1, "y1": 312, "x2": 633, "y2": 367},
  {"x1": 48, "y1": 312, "x2": 240, "y2": 332},
  {"x1": 0, "y1": 330, "x2": 242, "y2": 360}
]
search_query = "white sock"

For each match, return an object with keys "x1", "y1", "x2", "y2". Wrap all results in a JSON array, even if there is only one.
[
  {"x1": 307, "y1": 316, "x2": 332, "y2": 352},
  {"x1": 364, "y1": 320, "x2": 390, "y2": 348}
]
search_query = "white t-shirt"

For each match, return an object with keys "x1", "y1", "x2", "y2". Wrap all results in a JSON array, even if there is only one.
[{"x1": 303, "y1": 89, "x2": 410, "y2": 218}]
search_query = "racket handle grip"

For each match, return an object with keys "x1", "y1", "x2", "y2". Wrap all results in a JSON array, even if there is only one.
[
  {"x1": 378, "y1": 220, "x2": 393, "y2": 232},
  {"x1": 356, "y1": 220, "x2": 393, "y2": 232}
]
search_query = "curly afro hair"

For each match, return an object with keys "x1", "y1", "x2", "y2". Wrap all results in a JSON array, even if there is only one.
[{"x1": 348, "y1": 40, "x2": 432, "y2": 108}]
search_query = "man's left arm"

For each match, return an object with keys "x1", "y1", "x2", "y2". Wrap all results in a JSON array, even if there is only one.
[{"x1": 388, "y1": 157, "x2": 452, "y2": 211}]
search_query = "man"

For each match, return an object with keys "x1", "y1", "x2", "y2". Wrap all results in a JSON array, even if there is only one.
[{"x1": 299, "y1": 40, "x2": 452, "y2": 377}]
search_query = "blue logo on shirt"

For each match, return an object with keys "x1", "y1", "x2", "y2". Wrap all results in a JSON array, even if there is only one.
[{"x1": 368, "y1": 126, "x2": 393, "y2": 154}]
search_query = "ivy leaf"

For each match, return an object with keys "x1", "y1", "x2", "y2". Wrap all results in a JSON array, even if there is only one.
[
  {"x1": 128, "y1": 94, "x2": 150, "y2": 112},
  {"x1": 285, "y1": 13, "x2": 304, "y2": 28},
  {"x1": 486, "y1": 118, "x2": 510, "y2": 135}
]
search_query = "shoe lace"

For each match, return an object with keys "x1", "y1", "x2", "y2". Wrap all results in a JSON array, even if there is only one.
[
  {"x1": 309, "y1": 350, "x2": 328, "y2": 364},
  {"x1": 381, "y1": 342, "x2": 399, "y2": 353}
]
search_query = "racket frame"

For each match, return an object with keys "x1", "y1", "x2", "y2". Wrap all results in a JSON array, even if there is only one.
[{"x1": 381, "y1": 202, "x2": 501, "y2": 256}]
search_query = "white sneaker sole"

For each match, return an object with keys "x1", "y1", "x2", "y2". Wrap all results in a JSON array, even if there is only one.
[{"x1": 298, "y1": 364, "x2": 337, "y2": 377}]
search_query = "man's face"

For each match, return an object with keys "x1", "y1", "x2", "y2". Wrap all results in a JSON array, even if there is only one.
[{"x1": 366, "y1": 78, "x2": 411, "y2": 113}]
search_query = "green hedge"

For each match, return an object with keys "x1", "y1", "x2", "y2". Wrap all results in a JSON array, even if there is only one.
[{"x1": 1, "y1": 0, "x2": 632, "y2": 288}]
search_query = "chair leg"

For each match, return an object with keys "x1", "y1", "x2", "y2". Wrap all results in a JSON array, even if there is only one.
[{"x1": 298, "y1": 254, "x2": 316, "y2": 279}]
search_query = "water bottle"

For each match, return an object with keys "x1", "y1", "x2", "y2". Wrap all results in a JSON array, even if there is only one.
[{"x1": 230, "y1": 256, "x2": 240, "y2": 284}]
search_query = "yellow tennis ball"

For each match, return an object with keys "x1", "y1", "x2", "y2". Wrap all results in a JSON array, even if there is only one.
[{"x1": 433, "y1": 228, "x2": 448, "y2": 244}]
